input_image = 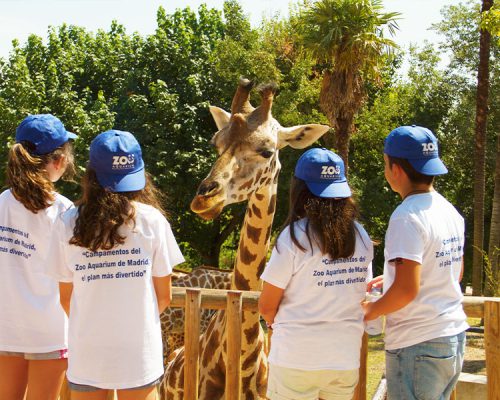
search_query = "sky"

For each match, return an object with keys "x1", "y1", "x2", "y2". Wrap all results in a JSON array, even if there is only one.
[{"x1": 0, "y1": 0, "x2": 466, "y2": 61}]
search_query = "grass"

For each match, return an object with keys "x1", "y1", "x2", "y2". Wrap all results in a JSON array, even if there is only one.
[{"x1": 366, "y1": 335, "x2": 385, "y2": 398}]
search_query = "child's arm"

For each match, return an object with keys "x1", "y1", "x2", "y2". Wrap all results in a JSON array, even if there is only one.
[
  {"x1": 153, "y1": 275, "x2": 172, "y2": 314},
  {"x1": 363, "y1": 258, "x2": 420, "y2": 321},
  {"x1": 59, "y1": 282, "x2": 73, "y2": 317},
  {"x1": 258, "y1": 282, "x2": 284, "y2": 326}
]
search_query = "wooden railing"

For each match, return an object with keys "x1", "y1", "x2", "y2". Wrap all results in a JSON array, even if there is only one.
[
  {"x1": 172, "y1": 288, "x2": 500, "y2": 400},
  {"x1": 171, "y1": 288, "x2": 259, "y2": 400},
  {"x1": 462, "y1": 296, "x2": 499, "y2": 400}
]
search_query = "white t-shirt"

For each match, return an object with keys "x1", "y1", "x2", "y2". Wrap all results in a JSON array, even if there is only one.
[
  {"x1": 0, "y1": 189, "x2": 71, "y2": 353},
  {"x1": 383, "y1": 191, "x2": 468, "y2": 350},
  {"x1": 261, "y1": 219, "x2": 373, "y2": 370},
  {"x1": 49, "y1": 202, "x2": 184, "y2": 389}
]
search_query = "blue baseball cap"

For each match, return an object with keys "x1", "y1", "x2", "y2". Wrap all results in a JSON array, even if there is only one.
[
  {"x1": 16, "y1": 114, "x2": 77, "y2": 155},
  {"x1": 295, "y1": 148, "x2": 351, "y2": 198},
  {"x1": 89, "y1": 130, "x2": 145, "y2": 192},
  {"x1": 384, "y1": 125, "x2": 448, "y2": 176}
]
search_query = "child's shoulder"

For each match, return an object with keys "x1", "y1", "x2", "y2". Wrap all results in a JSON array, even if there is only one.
[
  {"x1": 0, "y1": 189, "x2": 13, "y2": 202},
  {"x1": 133, "y1": 202, "x2": 167, "y2": 223},
  {"x1": 53, "y1": 192, "x2": 73, "y2": 210},
  {"x1": 278, "y1": 218, "x2": 307, "y2": 247},
  {"x1": 354, "y1": 220, "x2": 370, "y2": 238}
]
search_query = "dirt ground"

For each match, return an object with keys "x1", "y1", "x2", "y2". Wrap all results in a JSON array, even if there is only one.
[{"x1": 463, "y1": 331, "x2": 486, "y2": 375}]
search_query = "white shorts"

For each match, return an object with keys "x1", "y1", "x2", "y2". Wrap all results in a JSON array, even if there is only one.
[
  {"x1": 267, "y1": 364, "x2": 359, "y2": 400},
  {"x1": 0, "y1": 349, "x2": 68, "y2": 360}
]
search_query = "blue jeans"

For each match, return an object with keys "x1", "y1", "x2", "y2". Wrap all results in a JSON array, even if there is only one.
[{"x1": 385, "y1": 331, "x2": 466, "y2": 400}]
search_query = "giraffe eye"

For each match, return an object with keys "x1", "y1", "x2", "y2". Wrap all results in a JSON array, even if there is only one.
[{"x1": 260, "y1": 150, "x2": 274, "y2": 159}]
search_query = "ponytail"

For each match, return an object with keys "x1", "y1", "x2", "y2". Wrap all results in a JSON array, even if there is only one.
[
  {"x1": 279, "y1": 177, "x2": 359, "y2": 260},
  {"x1": 6, "y1": 141, "x2": 75, "y2": 213}
]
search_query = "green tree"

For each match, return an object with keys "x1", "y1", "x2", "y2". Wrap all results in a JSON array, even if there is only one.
[
  {"x1": 435, "y1": 0, "x2": 499, "y2": 294},
  {"x1": 295, "y1": 0, "x2": 399, "y2": 170},
  {"x1": 471, "y1": 0, "x2": 493, "y2": 296}
]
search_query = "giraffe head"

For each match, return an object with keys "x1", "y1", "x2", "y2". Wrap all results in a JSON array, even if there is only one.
[{"x1": 191, "y1": 79, "x2": 330, "y2": 220}]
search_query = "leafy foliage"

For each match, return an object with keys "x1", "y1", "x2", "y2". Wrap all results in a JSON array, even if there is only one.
[{"x1": 0, "y1": 1, "x2": 497, "y2": 284}]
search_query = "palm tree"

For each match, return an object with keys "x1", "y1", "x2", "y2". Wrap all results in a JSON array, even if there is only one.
[{"x1": 296, "y1": 0, "x2": 399, "y2": 170}]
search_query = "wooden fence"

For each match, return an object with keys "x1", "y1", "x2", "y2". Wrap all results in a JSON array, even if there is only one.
[{"x1": 172, "y1": 288, "x2": 500, "y2": 400}]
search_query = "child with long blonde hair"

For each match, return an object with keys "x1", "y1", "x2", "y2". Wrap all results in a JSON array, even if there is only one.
[{"x1": 0, "y1": 114, "x2": 76, "y2": 400}]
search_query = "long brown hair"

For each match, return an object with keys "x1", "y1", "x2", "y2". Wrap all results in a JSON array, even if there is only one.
[
  {"x1": 6, "y1": 141, "x2": 75, "y2": 213},
  {"x1": 70, "y1": 168, "x2": 166, "y2": 252},
  {"x1": 279, "y1": 177, "x2": 362, "y2": 260}
]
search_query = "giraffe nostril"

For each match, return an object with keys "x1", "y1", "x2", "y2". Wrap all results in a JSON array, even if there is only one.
[{"x1": 197, "y1": 181, "x2": 221, "y2": 196}]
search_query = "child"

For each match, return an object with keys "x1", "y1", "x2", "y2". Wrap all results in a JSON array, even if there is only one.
[
  {"x1": 0, "y1": 114, "x2": 76, "y2": 400},
  {"x1": 363, "y1": 125, "x2": 468, "y2": 400},
  {"x1": 49, "y1": 130, "x2": 184, "y2": 400},
  {"x1": 259, "y1": 148, "x2": 373, "y2": 400}
]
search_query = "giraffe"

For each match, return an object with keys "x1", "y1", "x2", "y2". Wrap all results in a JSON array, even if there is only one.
[
  {"x1": 162, "y1": 78, "x2": 330, "y2": 400},
  {"x1": 161, "y1": 267, "x2": 232, "y2": 362}
]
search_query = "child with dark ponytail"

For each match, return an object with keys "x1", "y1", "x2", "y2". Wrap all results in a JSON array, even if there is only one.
[
  {"x1": 259, "y1": 148, "x2": 374, "y2": 400},
  {"x1": 0, "y1": 114, "x2": 77, "y2": 400}
]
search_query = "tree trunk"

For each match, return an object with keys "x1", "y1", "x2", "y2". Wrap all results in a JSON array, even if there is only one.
[
  {"x1": 200, "y1": 211, "x2": 244, "y2": 268},
  {"x1": 334, "y1": 118, "x2": 352, "y2": 175},
  {"x1": 319, "y1": 70, "x2": 339, "y2": 151},
  {"x1": 319, "y1": 71, "x2": 354, "y2": 174},
  {"x1": 487, "y1": 130, "x2": 500, "y2": 296},
  {"x1": 472, "y1": 0, "x2": 492, "y2": 296}
]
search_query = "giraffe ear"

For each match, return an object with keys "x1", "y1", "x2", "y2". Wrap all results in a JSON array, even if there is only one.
[
  {"x1": 209, "y1": 106, "x2": 231, "y2": 130},
  {"x1": 277, "y1": 124, "x2": 331, "y2": 149}
]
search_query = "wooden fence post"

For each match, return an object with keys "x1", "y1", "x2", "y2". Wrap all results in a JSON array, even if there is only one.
[
  {"x1": 225, "y1": 290, "x2": 243, "y2": 400},
  {"x1": 184, "y1": 288, "x2": 201, "y2": 400},
  {"x1": 485, "y1": 299, "x2": 500, "y2": 400},
  {"x1": 353, "y1": 332, "x2": 368, "y2": 400}
]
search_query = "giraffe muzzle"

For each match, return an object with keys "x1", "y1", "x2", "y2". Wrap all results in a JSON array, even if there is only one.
[
  {"x1": 190, "y1": 194, "x2": 225, "y2": 220},
  {"x1": 196, "y1": 180, "x2": 221, "y2": 197}
]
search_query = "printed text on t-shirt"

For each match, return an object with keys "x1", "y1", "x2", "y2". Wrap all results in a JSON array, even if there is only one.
[
  {"x1": 436, "y1": 236, "x2": 463, "y2": 267},
  {"x1": 76, "y1": 247, "x2": 151, "y2": 282},
  {"x1": 0, "y1": 225, "x2": 35, "y2": 259},
  {"x1": 315, "y1": 257, "x2": 368, "y2": 288}
]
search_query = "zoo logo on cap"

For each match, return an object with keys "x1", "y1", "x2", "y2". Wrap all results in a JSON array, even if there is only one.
[
  {"x1": 421, "y1": 142, "x2": 438, "y2": 156},
  {"x1": 112, "y1": 154, "x2": 136, "y2": 170},
  {"x1": 321, "y1": 165, "x2": 341, "y2": 179}
]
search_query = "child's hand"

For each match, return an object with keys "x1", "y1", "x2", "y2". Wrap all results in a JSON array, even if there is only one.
[
  {"x1": 361, "y1": 300, "x2": 378, "y2": 321},
  {"x1": 366, "y1": 275, "x2": 383, "y2": 292}
]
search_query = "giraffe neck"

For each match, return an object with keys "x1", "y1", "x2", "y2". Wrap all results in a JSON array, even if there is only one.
[
  {"x1": 225, "y1": 166, "x2": 277, "y2": 398},
  {"x1": 231, "y1": 172, "x2": 278, "y2": 292}
]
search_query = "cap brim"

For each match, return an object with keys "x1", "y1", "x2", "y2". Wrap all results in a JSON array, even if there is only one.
[
  {"x1": 409, "y1": 157, "x2": 448, "y2": 176},
  {"x1": 306, "y1": 181, "x2": 351, "y2": 198},
  {"x1": 96, "y1": 168, "x2": 146, "y2": 193},
  {"x1": 67, "y1": 131, "x2": 78, "y2": 140}
]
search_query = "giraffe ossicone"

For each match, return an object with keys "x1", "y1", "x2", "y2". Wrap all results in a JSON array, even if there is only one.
[{"x1": 163, "y1": 78, "x2": 330, "y2": 400}]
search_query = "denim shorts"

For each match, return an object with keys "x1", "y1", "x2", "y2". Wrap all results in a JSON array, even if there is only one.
[
  {"x1": 68, "y1": 376, "x2": 162, "y2": 392},
  {"x1": 385, "y1": 331, "x2": 466, "y2": 400},
  {"x1": 0, "y1": 349, "x2": 68, "y2": 360}
]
